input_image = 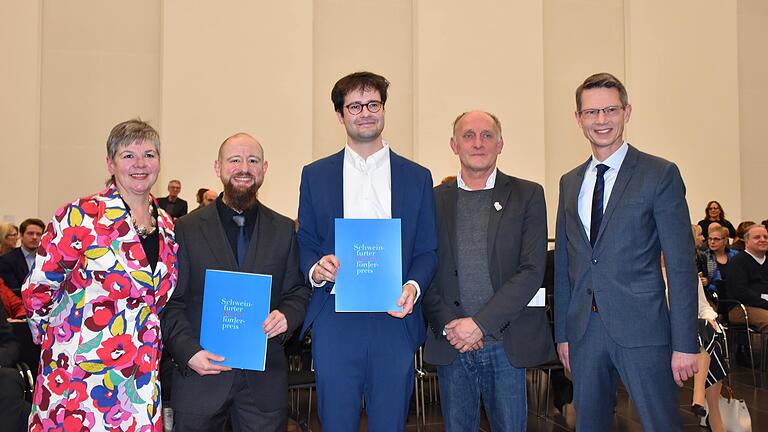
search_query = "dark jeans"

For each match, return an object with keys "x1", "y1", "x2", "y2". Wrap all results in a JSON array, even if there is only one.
[{"x1": 437, "y1": 343, "x2": 527, "y2": 431}]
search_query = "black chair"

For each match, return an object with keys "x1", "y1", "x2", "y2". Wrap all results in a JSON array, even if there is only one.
[
  {"x1": 10, "y1": 322, "x2": 39, "y2": 381},
  {"x1": 286, "y1": 330, "x2": 315, "y2": 432}
]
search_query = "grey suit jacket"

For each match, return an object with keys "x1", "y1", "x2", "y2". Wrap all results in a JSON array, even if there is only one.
[
  {"x1": 554, "y1": 145, "x2": 698, "y2": 354},
  {"x1": 423, "y1": 171, "x2": 555, "y2": 367},
  {"x1": 161, "y1": 201, "x2": 310, "y2": 414}
]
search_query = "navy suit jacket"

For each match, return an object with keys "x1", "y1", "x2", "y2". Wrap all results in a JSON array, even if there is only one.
[
  {"x1": 0, "y1": 248, "x2": 30, "y2": 295},
  {"x1": 554, "y1": 145, "x2": 698, "y2": 354},
  {"x1": 297, "y1": 149, "x2": 438, "y2": 350}
]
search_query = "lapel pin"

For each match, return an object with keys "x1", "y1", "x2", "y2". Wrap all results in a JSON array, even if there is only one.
[{"x1": 494, "y1": 201, "x2": 502, "y2": 211}]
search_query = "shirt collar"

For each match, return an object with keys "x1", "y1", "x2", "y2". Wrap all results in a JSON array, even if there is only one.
[
  {"x1": 344, "y1": 141, "x2": 390, "y2": 172},
  {"x1": 588, "y1": 141, "x2": 629, "y2": 173},
  {"x1": 746, "y1": 249, "x2": 767, "y2": 264},
  {"x1": 457, "y1": 168, "x2": 497, "y2": 191}
]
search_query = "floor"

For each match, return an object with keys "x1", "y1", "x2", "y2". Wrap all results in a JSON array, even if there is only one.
[{"x1": 288, "y1": 362, "x2": 768, "y2": 431}]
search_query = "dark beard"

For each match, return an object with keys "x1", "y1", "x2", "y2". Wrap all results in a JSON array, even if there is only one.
[{"x1": 224, "y1": 177, "x2": 260, "y2": 211}]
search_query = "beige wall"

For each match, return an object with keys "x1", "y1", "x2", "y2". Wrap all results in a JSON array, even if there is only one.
[
  {"x1": 739, "y1": 0, "x2": 768, "y2": 225},
  {"x1": 161, "y1": 1, "x2": 313, "y2": 218},
  {"x1": 0, "y1": 0, "x2": 41, "y2": 224},
  {"x1": 1, "y1": 0, "x2": 765, "y2": 232}
]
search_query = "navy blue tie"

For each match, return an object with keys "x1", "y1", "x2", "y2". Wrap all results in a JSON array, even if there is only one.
[
  {"x1": 590, "y1": 164, "x2": 609, "y2": 247},
  {"x1": 232, "y1": 215, "x2": 247, "y2": 265}
]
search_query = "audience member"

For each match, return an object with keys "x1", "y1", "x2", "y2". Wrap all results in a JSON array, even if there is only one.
[
  {"x1": 554, "y1": 72, "x2": 697, "y2": 431},
  {"x1": 297, "y1": 71, "x2": 437, "y2": 431},
  {"x1": 698, "y1": 201, "x2": 736, "y2": 240},
  {"x1": 731, "y1": 221, "x2": 755, "y2": 251},
  {"x1": 692, "y1": 225, "x2": 707, "y2": 277},
  {"x1": 22, "y1": 119, "x2": 178, "y2": 431},
  {"x1": 157, "y1": 179, "x2": 188, "y2": 219},
  {"x1": 0, "y1": 278, "x2": 25, "y2": 320},
  {"x1": 0, "y1": 218, "x2": 44, "y2": 296},
  {"x1": 702, "y1": 225, "x2": 739, "y2": 293},
  {"x1": 201, "y1": 189, "x2": 217, "y2": 206},
  {"x1": 0, "y1": 305, "x2": 30, "y2": 432},
  {"x1": 727, "y1": 224, "x2": 768, "y2": 331},
  {"x1": 683, "y1": 230, "x2": 729, "y2": 432},
  {"x1": 423, "y1": 111, "x2": 552, "y2": 431},
  {"x1": 195, "y1": 187, "x2": 209, "y2": 206},
  {"x1": 161, "y1": 133, "x2": 309, "y2": 431},
  {"x1": 0, "y1": 223, "x2": 19, "y2": 255}
]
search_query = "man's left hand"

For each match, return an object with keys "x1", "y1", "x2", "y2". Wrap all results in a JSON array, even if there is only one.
[
  {"x1": 262, "y1": 310, "x2": 288, "y2": 339},
  {"x1": 671, "y1": 351, "x2": 698, "y2": 387},
  {"x1": 444, "y1": 318, "x2": 484, "y2": 353},
  {"x1": 388, "y1": 283, "x2": 417, "y2": 318}
]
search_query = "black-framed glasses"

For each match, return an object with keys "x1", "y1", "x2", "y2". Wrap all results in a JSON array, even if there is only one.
[
  {"x1": 578, "y1": 105, "x2": 624, "y2": 120},
  {"x1": 708, "y1": 207, "x2": 720, "y2": 211},
  {"x1": 345, "y1": 101, "x2": 383, "y2": 115},
  {"x1": 708, "y1": 237, "x2": 724, "y2": 242}
]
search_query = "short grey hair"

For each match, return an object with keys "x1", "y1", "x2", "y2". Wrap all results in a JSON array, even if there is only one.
[{"x1": 106, "y1": 118, "x2": 160, "y2": 160}]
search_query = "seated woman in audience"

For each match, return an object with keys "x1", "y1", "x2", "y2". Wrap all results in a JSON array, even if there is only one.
[
  {"x1": 731, "y1": 220, "x2": 755, "y2": 251},
  {"x1": 692, "y1": 225, "x2": 708, "y2": 277},
  {"x1": 698, "y1": 200, "x2": 736, "y2": 239},
  {"x1": 0, "y1": 223, "x2": 19, "y2": 256},
  {"x1": 702, "y1": 225, "x2": 739, "y2": 293}
]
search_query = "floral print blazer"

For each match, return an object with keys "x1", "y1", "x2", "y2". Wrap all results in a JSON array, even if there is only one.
[{"x1": 22, "y1": 185, "x2": 178, "y2": 432}]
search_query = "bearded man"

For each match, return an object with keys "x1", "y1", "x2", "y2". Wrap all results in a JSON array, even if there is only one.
[{"x1": 161, "y1": 133, "x2": 309, "y2": 432}]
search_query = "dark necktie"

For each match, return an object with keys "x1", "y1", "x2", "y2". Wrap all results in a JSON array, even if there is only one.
[
  {"x1": 590, "y1": 164, "x2": 609, "y2": 247},
  {"x1": 232, "y1": 215, "x2": 247, "y2": 265}
]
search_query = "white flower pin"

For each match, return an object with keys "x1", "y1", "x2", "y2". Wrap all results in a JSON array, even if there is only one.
[{"x1": 494, "y1": 201, "x2": 502, "y2": 211}]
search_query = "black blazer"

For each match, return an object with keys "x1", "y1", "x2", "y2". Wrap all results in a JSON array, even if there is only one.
[
  {"x1": 423, "y1": 171, "x2": 555, "y2": 367},
  {"x1": 161, "y1": 202, "x2": 310, "y2": 414},
  {"x1": 0, "y1": 248, "x2": 30, "y2": 295}
]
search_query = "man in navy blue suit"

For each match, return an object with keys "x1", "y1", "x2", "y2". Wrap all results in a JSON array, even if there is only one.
[{"x1": 297, "y1": 71, "x2": 437, "y2": 431}]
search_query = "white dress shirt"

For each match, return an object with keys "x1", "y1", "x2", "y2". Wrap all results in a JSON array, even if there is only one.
[
  {"x1": 457, "y1": 168, "x2": 497, "y2": 191},
  {"x1": 577, "y1": 142, "x2": 629, "y2": 240},
  {"x1": 311, "y1": 142, "x2": 421, "y2": 300}
]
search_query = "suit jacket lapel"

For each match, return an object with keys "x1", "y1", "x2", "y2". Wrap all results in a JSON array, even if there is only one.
[
  {"x1": 442, "y1": 182, "x2": 459, "y2": 271},
  {"x1": 572, "y1": 159, "x2": 592, "y2": 249},
  {"x1": 331, "y1": 150, "x2": 345, "y2": 219},
  {"x1": 198, "y1": 205, "x2": 238, "y2": 269},
  {"x1": 99, "y1": 187, "x2": 159, "y2": 287},
  {"x1": 594, "y1": 145, "x2": 639, "y2": 248},
  {"x1": 390, "y1": 151, "x2": 404, "y2": 219},
  {"x1": 246, "y1": 204, "x2": 276, "y2": 270},
  {"x1": 487, "y1": 171, "x2": 512, "y2": 259}
]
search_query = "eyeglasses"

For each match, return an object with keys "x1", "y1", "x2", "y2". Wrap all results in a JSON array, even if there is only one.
[
  {"x1": 707, "y1": 207, "x2": 720, "y2": 211},
  {"x1": 5, "y1": 233, "x2": 18, "y2": 238},
  {"x1": 707, "y1": 237, "x2": 724, "y2": 242},
  {"x1": 578, "y1": 106, "x2": 624, "y2": 120},
  {"x1": 345, "y1": 101, "x2": 383, "y2": 115}
]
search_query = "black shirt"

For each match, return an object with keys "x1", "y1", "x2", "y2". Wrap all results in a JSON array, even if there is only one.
[
  {"x1": 215, "y1": 196, "x2": 259, "y2": 262},
  {"x1": 122, "y1": 198, "x2": 159, "y2": 272}
]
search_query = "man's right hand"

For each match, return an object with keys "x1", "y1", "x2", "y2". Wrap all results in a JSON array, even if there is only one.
[
  {"x1": 188, "y1": 350, "x2": 233, "y2": 376},
  {"x1": 311, "y1": 254, "x2": 340, "y2": 285},
  {"x1": 557, "y1": 342, "x2": 571, "y2": 373}
]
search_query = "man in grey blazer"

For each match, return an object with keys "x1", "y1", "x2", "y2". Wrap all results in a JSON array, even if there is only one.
[
  {"x1": 161, "y1": 133, "x2": 310, "y2": 432},
  {"x1": 554, "y1": 73, "x2": 699, "y2": 431},
  {"x1": 423, "y1": 111, "x2": 553, "y2": 431}
]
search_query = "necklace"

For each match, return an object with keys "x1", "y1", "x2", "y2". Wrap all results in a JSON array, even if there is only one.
[{"x1": 132, "y1": 205, "x2": 157, "y2": 238}]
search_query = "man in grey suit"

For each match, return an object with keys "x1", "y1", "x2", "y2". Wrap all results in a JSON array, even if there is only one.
[
  {"x1": 554, "y1": 73, "x2": 698, "y2": 431},
  {"x1": 161, "y1": 133, "x2": 310, "y2": 432},
  {"x1": 423, "y1": 111, "x2": 553, "y2": 431}
]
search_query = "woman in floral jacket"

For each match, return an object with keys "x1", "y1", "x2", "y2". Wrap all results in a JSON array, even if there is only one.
[{"x1": 22, "y1": 119, "x2": 178, "y2": 432}]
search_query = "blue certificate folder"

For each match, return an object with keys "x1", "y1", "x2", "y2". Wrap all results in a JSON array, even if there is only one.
[
  {"x1": 334, "y1": 218, "x2": 403, "y2": 312},
  {"x1": 200, "y1": 270, "x2": 272, "y2": 371}
]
